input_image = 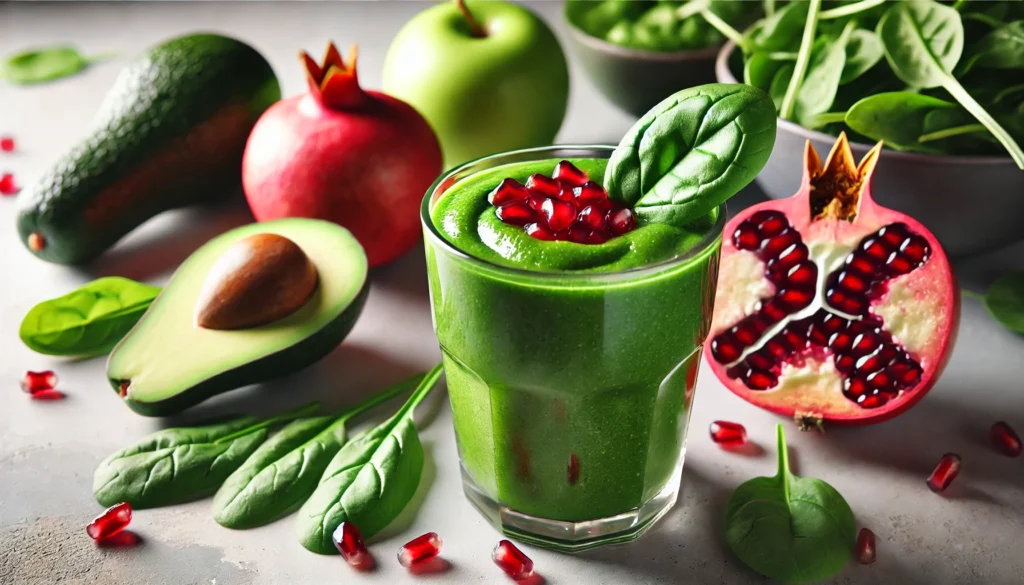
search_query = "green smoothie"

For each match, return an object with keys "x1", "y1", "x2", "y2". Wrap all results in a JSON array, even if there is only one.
[{"x1": 424, "y1": 154, "x2": 722, "y2": 535}]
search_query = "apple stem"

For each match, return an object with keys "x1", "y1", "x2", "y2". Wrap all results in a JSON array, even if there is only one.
[{"x1": 455, "y1": 0, "x2": 487, "y2": 38}]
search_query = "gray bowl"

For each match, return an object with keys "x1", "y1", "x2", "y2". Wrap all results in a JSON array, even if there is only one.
[
  {"x1": 565, "y1": 20, "x2": 720, "y2": 118},
  {"x1": 715, "y1": 41, "x2": 1024, "y2": 257}
]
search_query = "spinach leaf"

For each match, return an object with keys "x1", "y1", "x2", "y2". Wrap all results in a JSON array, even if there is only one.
[
  {"x1": 846, "y1": 92, "x2": 962, "y2": 151},
  {"x1": 877, "y1": 0, "x2": 1024, "y2": 168},
  {"x1": 604, "y1": 83, "x2": 776, "y2": 227},
  {"x1": 779, "y1": 0, "x2": 823, "y2": 120},
  {"x1": 744, "y1": 52, "x2": 789, "y2": 90},
  {"x1": 794, "y1": 24, "x2": 854, "y2": 127},
  {"x1": 769, "y1": 63, "x2": 796, "y2": 110},
  {"x1": 981, "y1": 271, "x2": 1024, "y2": 334},
  {"x1": 213, "y1": 374, "x2": 423, "y2": 529},
  {"x1": 725, "y1": 425, "x2": 856, "y2": 584},
  {"x1": 93, "y1": 403, "x2": 318, "y2": 509},
  {"x1": 296, "y1": 364, "x2": 444, "y2": 553},
  {"x1": 19, "y1": 277, "x2": 160, "y2": 357},
  {"x1": 1, "y1": 46, "x2": 110, "y2": 85},
  {"x1": 840, "y1": 29, "x2": 884, "y2": 84},
  {"x1": 965, "y1": 21, "x2": 1024, "y2": 71},
  {"x1": 752, "y1": 2, "x2": 809, "y2": 52}
]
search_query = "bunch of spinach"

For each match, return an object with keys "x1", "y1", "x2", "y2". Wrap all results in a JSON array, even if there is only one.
[
  {"x1": 213, "y1": 373, "x2": 424, "y2": 529},
  {"x1": 725, "y1": 424, "x2": 856, "y2": 584},
  {"x1": 94, "y1": 402, "x2": 319, "y2": 509},
  {"x1": 720, "y1": 0, "x2": 1024, "y2": 166},
  {"x1": 566, "y1": 0, "x2": 761, "y2": 53},
  {"x1": 297, "y1": 363, "x2": 444, "y2": 554},
  {"x1": 19, "y1": 277, "x2": 160, "y2": 357}
]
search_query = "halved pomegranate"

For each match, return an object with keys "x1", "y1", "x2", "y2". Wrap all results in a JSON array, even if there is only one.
[{"x1": 705, "y1": 134, "x2": 958, "y2": 427}]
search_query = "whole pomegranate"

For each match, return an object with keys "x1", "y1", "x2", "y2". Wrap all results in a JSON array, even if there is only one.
[
  {"x1": 705, "y1": 134, "x2": 958, "y2": 427},
  {"x1": 243, "y1": 43, "x2": 443, "y2": 267}
]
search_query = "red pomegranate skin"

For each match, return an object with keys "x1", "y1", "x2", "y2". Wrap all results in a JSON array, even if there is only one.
[
  {"x1": 243, "y1": 44, "x2": 442, "y2": 267},
  {"x1": 705, "y1": 135, "x2": 959, "y2": 426}
]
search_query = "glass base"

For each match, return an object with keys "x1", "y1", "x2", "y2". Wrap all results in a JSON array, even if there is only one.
[{"x1": 460, "y1": 451, "x2": 685, "y2": 553}]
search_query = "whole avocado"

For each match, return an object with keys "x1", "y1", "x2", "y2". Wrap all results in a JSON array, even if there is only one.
[{"x1": 17, "y1": 33, "x2": 281, "y2": 265}]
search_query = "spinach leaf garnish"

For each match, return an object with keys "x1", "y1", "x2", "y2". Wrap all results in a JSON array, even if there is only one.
[
  {"x1": 1, "y1": 46, "x2": 113, "y2": 85},
  {"x1": 725, "y1": 425, "x2": 856, "y2": 584}
]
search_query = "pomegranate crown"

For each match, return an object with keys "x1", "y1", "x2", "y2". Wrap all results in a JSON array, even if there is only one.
[
  {"x1": 803, "y1": 133, "x2": 884, "y2": 222},
  {"x1": 301, "y1": 42, "x2": 365, "y2": 110}
]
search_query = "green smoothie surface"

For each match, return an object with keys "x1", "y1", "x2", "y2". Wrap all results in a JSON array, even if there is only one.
[{"x1": 430, "y1": 158, "x2": 717, "y2": 273}]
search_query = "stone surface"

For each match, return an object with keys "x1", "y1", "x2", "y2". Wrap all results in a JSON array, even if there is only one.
[{"x1": 1, "y1": 2, "x2": 1023, "y2": 584}]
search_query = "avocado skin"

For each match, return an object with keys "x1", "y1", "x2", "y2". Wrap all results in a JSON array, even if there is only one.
[
  {"x1": 17, "y1": 33, "x2": 281, "y2": 265},
  {"x1": 113, "y1": 282, "x2": 370, "y2": 417}
]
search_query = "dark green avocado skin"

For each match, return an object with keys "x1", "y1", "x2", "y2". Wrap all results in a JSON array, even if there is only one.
[
  {"x1": 17, "y1": 33, "x2": 281, "y2": 265},
  {"x1": 112, "y1": 283, "x2": 370, "y2": 417}
]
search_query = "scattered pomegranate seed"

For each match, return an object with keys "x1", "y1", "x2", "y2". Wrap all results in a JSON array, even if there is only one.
[
  {"x1": 86, "y1": 502, "x2": 132, "y2": 541},
  {"x1": 709, "y1": 421, "x2": 747, "y2": 446},
  {"x1": 567, "y1": 453, "x2": 580, "y2": 485},
  {"x1": 21, "y1": 370, "x2": 58, "y2": 394},
  {"x1": 493, "y1": 540, "x2": 534, "y2": 580},
  {"x1": 855, "y1": 528, "x2": 877, "y2": 564},
  {"x1": 989, "y1": 422, "x2": 1021, "y2": 457},
  {"x1": 0, "y1": 136, "x2": 14, "y2": 152},
  {"x1": 0, "y1": 172, "x2": 18, "y2": 196},
  {"x1": 332, "y1": 522, "x2": 371, "y2": 567},
  {"x1": 927, "y1": 453, "x2": 961, "y2": 493},
  {"x1": 398, "y1": 532, "x2": 442, "y2": 568}
]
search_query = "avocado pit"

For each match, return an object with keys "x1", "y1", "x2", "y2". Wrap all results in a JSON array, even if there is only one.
[{"x1": 195, "y1": 233, "x2": 318, "y2": 330}]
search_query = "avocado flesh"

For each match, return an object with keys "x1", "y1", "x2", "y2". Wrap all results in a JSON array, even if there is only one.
[
  {"x1": 16, "y1": 33, "x2": 281, "y2": 265},
  {"x1": 107, "y1": 219, "x2": 367, "y2": 416}
]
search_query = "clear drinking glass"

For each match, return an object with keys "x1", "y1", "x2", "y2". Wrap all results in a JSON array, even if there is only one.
[{"x1": 422, "y1": 146, "x2": 724, "y2": 551}]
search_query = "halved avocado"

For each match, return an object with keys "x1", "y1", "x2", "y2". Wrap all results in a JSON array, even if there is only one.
[{"x1": 107, "y1": 218, "x2": 368, "y2": 416}]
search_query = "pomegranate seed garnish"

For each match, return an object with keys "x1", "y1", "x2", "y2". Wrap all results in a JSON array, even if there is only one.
[
  {"x1": 734, "y1": 223, "x2": 760, "y2": 250},
  {"x1": 332, "y1": 522, "x2": 371, "y2": 567},
  {"x1": 568, "y1": 225, "x2": 590, "y2": 244},
  {"x1": 525, "y1": 223, "x2": 555, "y2": 241},
  {"x1": 525, "y1": 173, "x2": 561, "y2": 198},
  {"x1": 493, "y1": 540, "x2": 534, "y2": 580},
  {"x1": 21, "y1": 370, "x2": 57, "y2": 394},
  {"x1": 0, "y1": 136, "x2": 14, "y2": 152},
  {"x1": 398, "y1": 532, "x2": 442, "y2": 568},
  {"x1": 855, "y1": 528, "x2": 877, "y2": 564},
  {"x1": 496, "y1": 202, "x2": 536, "y2": 226},
  {"x1": 0, "y1": 172, "x2": 18, "y2": 196},
  {"x1": 541, "y1": 198, "x2": 576, "y2": 232},
  {"x1": 567, "y1": 453, "x2": 580, "y2": 485},
  {"x1": 574, "y1": 181, "x2": 606, "y2": 206},
  {"x1": 578, "y1": 205, "x2": 606, "y2": 231},
  {"x1": 552, "y1": 160, "x2": 588, "y2": 187},
  {"x1": 489, "y1": 178, "x2": 530, "y2": 206},
  {"x1": 989, "y1": 422, "x2": 1021, "y2": 457},
  {"x1": 87, "y1": 502, "x2": 132, "y2": 541},
  {"x1": 586, "y1": 230, "x2": 610, "y2": 245},
  {"x1": 607, "y1": 208, "x2": 635, "y2": 234},
  {"x1": 709, "y1": 421, "x2": 747, "y2": 446},
  {"x1": 927, "y1": 453, "x2": 961, "y2": 493}
]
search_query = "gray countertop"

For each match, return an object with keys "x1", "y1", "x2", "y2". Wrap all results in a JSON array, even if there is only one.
[{"x1": 2, "y1": 2, "x2": 1023, "y2": 584}]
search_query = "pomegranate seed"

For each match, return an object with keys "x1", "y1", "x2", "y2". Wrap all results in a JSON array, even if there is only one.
[
  {"x1": 525, "y1": 223, "x2": 555, "y2": 241},
  {"x1": 332, "y1": 522, "x2": 371, "y2": 567},
  {"x1": 748, "y1": 209, "x2": 782, "y2": 225},
  {"x1": 527, "y1": 195, "x2": 546, "y2": 211},
  {"x1": 0, "y1": 136, "x2": 13, "y2": 152},
  {"x1": 709, "y1": 421, "x2": 747, "y2": 446},
  {"x1": 554, "y1": 186, "x2": 578, "y2": 204},
  {"x1": 710, "y1": 333, "x2": 741, "y2": 363},
  {"x1": 21, "y1": 370, "x2": 58, "y2": 394},
  {"x1": 861, "y1": 238, "x2": 891, "y2": 262},
  {"x1": 0, "y1": 172, "x2": 18, "y2": 196},
  {"x1": 757, "y1": 214, "x2": 788, "y2": 238},
  {"x1": 568, "y1": 225, "x2": 590, "y2": 244},
  {"x1": 567, "y1": 453, "x2": 580, "y2": 485},
  {"x1": 834, "y1": 354, "x2": 856, "y2": 374},
  {"x1": 989, "y1": 422, "x2": 1021, "y2": 457},
  {"x1": 526, "y1": 173, "x2": 561, "y2": 198},
  {"x1": 787, "y1": 262, "x2": 817, "y2": 287},
  {"x1": 778, "y1": 288, "x2": 813, "y2": 311},
  {"x1": 747, "y1": 350, "x2": 774, "y2": 371},
  {"x1": 927, "y1": 453, "x2": 961, "y2": 493},
  {"x1": 855, "y1": 528, "x2": 877, "y2": 564},
  {"x1": 885, "y1": 252, "x2": 914, "y2": 275},
  {"x1": 761, "y1": 229, "x2": 800, "y2": 258},
  {"x1": 493, "y1": 540, "x2": 534, "y2": 580},
  {"x1": 900, "y1": 236, "x2": 930, "y2": 263},
  {"x1": 578, "y1": 205, "x2": 606, "y2": 231},
  {"x1": 607, "y1": 208, "x2": 636, "y2": 234},
  {"x1": 877, "y1": 223, "x2": 908, "y2": 247},
  {"x1": 541, "y1": 198, "x2": 576, "y2": 232},
  {"x1": 859, "y1": 394, "x2": 888, "y2": 408},
  {"x1": 731, "y1": 322, "x2": 758, "y2": 345},
  {"x1": 745, "y1": 369, "x2": 778, "y2": 390},
  {"x1": 586, "y1": 230, "x2": 610, "y2": 245},
  {"x1": 760, "y1": 298, "x2": 788, "y2": 323},
  {"x1": 86, "y1": 502, "x2": 132, "y2": 541},
  {"x1": 496, "y1": 202, "x2": 536, "y2": 226},
  {"x1": 838, "y1": 270, "x2": 868, "y2": 293},
  {"x1": 845, "y1": 253, "x2": 875, "y2": 275},
  {"x1": 489, "y1": 178, "x2": 530, "y2": 206},
  {"x1": 574, "y1": 181, "x2": 607, "y2": 206},
  {"x1": 553, "y1": 160, "x2": 588, "y2": 187},
  {"x1": 844, "y1": 376, "x2": 868, "y2": 398},
  {"x1": 398, "y1": 532, "x2": 442, "y2": 568},
  {"x1": 733, "y1": 222, "x2": 760, "y2": 250}
]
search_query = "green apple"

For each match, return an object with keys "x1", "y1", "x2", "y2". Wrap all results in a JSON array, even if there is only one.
[{"x1": 383, "y1": 0, "x2": 569, "y2": 169}]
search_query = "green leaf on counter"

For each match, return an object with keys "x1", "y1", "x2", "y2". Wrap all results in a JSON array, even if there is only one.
[
  {"x1": 981, "y1": 271, "x2": 1024, "y2": 334},
  {"x1": 724, "y1": 425, "x2": 856, "y2": 584},
  {"x1": 1, "y1": 46, "x2": 112, "y2": 85},
  {"x1": 20, "y1": 277, "x2": 160, "y2": 357}
]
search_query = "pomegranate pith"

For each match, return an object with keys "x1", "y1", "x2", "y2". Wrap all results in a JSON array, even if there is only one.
[
  {"x1": 490, "y1": 161, "x2": 636, "y2": 243},
  {"x1": 705, "y1": 134, "x2": 958, "y2": 426},
  {"x1": 989, "y1": 422, "x2": 1021, "y2": 458}
]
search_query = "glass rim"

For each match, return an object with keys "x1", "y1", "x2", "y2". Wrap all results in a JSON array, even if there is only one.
[{"x1": 420, "y1": 144, "x2": 727, "y2": 280}]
